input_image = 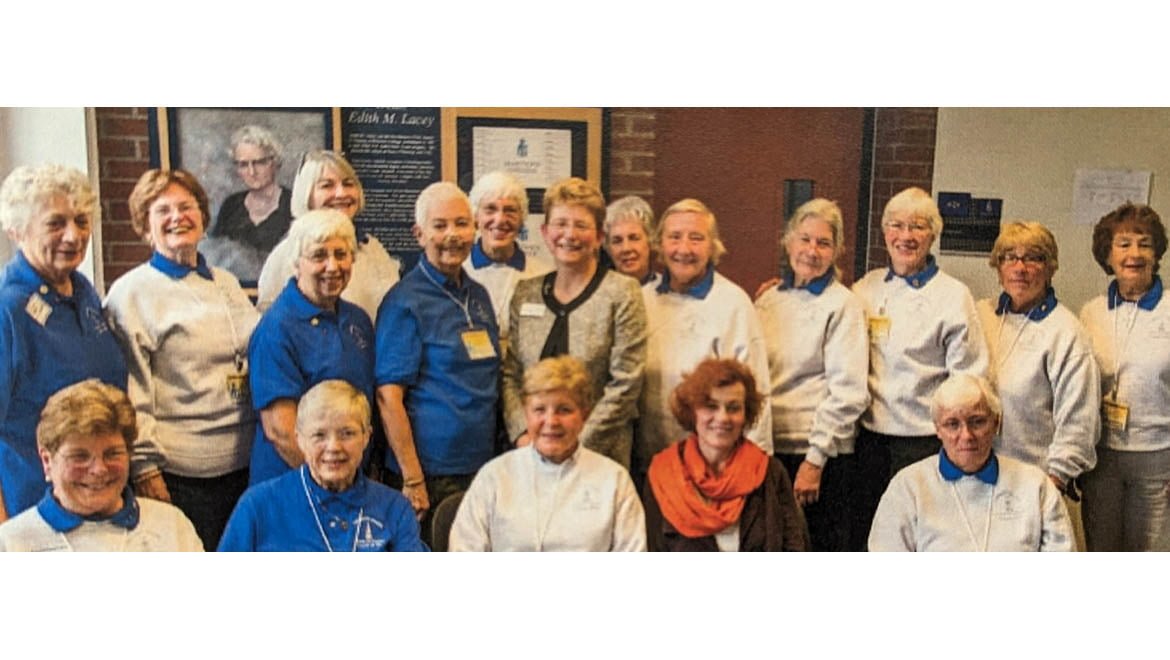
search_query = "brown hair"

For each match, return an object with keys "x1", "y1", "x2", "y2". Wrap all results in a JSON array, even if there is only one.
[
  {"x1": 670, "y1": 358, "x2": 762, "y2": 433},
  {"x1": 128, "y1": 169, "x2": 211, "y2": 241},
  {"x1": 37, "y1": 379, "x2": 137, "y2": 455},
  {"x1": 542, "y1": 177, "x2": 606, "y2": 233},
  {"x1": 1091, "y1": 202, "x2": 1168, "y2": 274}
]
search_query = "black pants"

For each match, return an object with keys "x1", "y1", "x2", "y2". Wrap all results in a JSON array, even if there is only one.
[
  {"x1": 163, "y1": 468, "x2": 249, "y2": 552},
  {"x1": 383, "y1": 471, "x2": 474, "y2": 550},
  {"x1": 849, "y1": 429, "x2": 938, "y2": 551},
  {"x1": 778, "y1": 453, "x2": 854, "y2": 552}
]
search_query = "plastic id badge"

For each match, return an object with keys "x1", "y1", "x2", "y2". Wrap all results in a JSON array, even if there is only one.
[{"x1": 462, "y1": 329, "x2": 497, "y2": 360}]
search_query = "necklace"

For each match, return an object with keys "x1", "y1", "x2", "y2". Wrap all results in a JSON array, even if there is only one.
[{"x1": 300, "y1": 465, "x2": 362, "y2": 552}]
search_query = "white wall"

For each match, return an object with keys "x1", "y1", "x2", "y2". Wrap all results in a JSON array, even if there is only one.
[
  {"x1": 932, "y1": 108, "x2": 1170, "y2": 315},
  {"x1": 0, "y1": 107, "x2": 99, "y2": 286}
]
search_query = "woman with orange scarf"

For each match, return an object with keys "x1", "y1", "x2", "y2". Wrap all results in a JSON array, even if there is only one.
[{"x1": 643, "y1": 358, "x2": 808, "y2": 551}]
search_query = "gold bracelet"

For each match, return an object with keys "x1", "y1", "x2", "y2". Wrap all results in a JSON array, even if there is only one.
[{"x1": 403, "y1": 478, "x2": 424, "y2": 488}]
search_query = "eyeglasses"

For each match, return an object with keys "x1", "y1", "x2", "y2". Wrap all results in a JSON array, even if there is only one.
[
  {"x1": 997, "y1": 253, "x2": 1047, "y2": 266},
  {"x1": 235, "y1": 156, "x2": 275, "y2": 170},
  {"x1": 884, "y1": 221, "x2": 931, "y2": 235},
  {"x1": 937, "y1": 415, "x2": 994, "y2": 435}
]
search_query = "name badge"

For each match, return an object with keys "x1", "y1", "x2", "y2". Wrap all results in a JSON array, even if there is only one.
[
  {"x1": 25, "y1": 293, "x2": 51, "y2": 326},
  {"x1": 520, "y1": 303, "x2": 546, "y2": 318},
  {"x1": 1102, "y1": 397, "x2": 1129, "y2": 432},
  {"x1": 227, "y1": 372, "x2": 250, "y2": 405},
  {"x1": 868, "y1": 315, "x2": 890, "y2": 344},
  {"x1": 462, "y1": 329, "x2": 497, "y2": 360}
]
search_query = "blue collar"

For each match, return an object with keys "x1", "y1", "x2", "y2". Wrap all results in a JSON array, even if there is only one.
[
  {"x1": 656, "y1": 263, "x2": 715, "y2": 299},
  {"x1": 1108, "y1": 275, "x2": 1163, "y2": 311},
  {"x1": 9, "y1": 250, "x2": 86, "y2": 299},
  {"x1": 884, "y1": 254, "x2": 940, "y2": 289},
  {"x1": 780, "y1": 268, "x2": 833, "y2": 296},
  {"x1": 301, "y1": 465, "x2": 368, "y2": 508},
  {"x1": 418, "y1": 256, "x2": 469, "y2": 292},
  {"x1": 36, "y1": 485, "x2": 140, "y2": 533},
  {"x1": 469, "y1": 239, "x2": 526, "y2": 271},
  {"x1": 995, "y1": 287, "x2": 1058, "y2": 321},
  {"x1": 149, "y1": 251, "x2": 214, "y2": 281},
  {"x1": 281, "y1": 278, "x2": 341, "y2": 321},
  {"x1": 938, "y1": 448, "x2": 999, "y2": 485}
]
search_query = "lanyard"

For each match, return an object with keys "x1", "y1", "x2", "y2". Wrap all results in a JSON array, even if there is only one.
[
  {"x1": 178, "y1": 273, "x2": 248, "y2": 371},
  {"x1": 993, "y1": 308, "x2": 1033, "y2": 371},
  {"x1": 947, "y1": 480, "x2": 994, "y2": 552},
  {"x1": 300, "y1": 465, "x2": 362, "y2": 552},
  {"x1": 1110, "y1": 303, "x2": 1141, "y2": 399},
  {"x1": 419, "y1": 263, "x2": 474, "y2": 329}
]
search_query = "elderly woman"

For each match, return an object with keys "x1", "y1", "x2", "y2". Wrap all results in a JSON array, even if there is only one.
[
  {"x1": 376, "y1": 182, "x2": 499, "y2": 534},
  {"x1": 637, "y1": 198, "x2": 772, "y2": 479},
  {"x1": 450, "y1": 355, "x2": 645, "y2": 551},
  {"x1": 643, "y1": 358, "x2": 806, "y2": 551},
  {"x1": 502, "y1": 177, "x2": 647, "y2": 469},
  {"x1": 868, "y1": 374, "x2": 1073, "y2": 551},
  {"x1": 0, "y1": 164, "x2": 163, "y2": 523},
  {"x1": 975, "y1": 222, "x2": 1098, "y2": 506},
  {"x1": 604, "y1": 195, "x2": 659, "y2": 286},
  {"x1": 0, "y1": 380, "x2": 201, "y2": 551},
  {"x1": 208, "y1": 125, "x2": 293, "y2": 276},
  {"x1": 248, "y1": 209, "x2": 375, "y2": 486},
  {"x1": 219, "y1": 380, "x2": 426, "y2": 551},
  {"x1": 463, "y1": 171, "x2": 553, "y2": 347},
  {"x1": 256, "y1": 150, "x2": 400, "y2": 323},
  {"x1": 104, "y1": 169, "x2": 261, "y2": 550},
  {"x1": 1079, "y1": 202, "x2": 1170, "y2": 551},
  {"x1": 755, "y1": 198, "x2": 869, "y2": 551},
  {"x1": 850, "y1": 186, "x2": 988, "y2": 550}
]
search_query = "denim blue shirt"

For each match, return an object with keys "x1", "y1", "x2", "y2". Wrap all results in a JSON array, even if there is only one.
[
  {"x1": 247, "y1": 279, "x2": 375, "y2": 485},
  {"x1": 218, "y1": 466, "x2": 427, "y2": 551},
  {"x1": 375, "y1": 259, "x2": 499, "y2": 476},
  {"x1": 0, "y1": 251, "x2": 128, "y2": 516}
]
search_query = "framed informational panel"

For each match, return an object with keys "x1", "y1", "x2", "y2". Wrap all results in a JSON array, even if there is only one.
[
  {"x1": 149, "y1": 107, "x2": 338, "y2": 286},
  {"x1": 441, "y1": 107, "x2": 602, "y2": 264}
]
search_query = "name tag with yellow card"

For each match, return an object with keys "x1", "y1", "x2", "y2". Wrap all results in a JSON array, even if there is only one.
[
  {"x1": 462, "y1": 329, "x2": 497, "y2": 360},
  {"x1": 1102, "y1": 397, "x2": 1129, "y2": 432},
  {"x1": 868, "y1": 315, "x2": 891, "y2": 344},
  {"x1": 226, "y1": 372, "x2": 250, "y2": 405}
]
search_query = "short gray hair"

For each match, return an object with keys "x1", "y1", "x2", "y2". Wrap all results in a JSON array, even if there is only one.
[
  {"x1": 930, "y1": 374, "x2": 1002, "y2": 423},
  {"x1": 415, "y1": 181, "x2": 471, "y2": 227},
  {"x1": 605, "y1": 196, "x2": 656, "y2": 246},
  {"x1": 469, "y1": 171, "x2": 528, "y2": 221},
  {"x1": 228, "y1": 125, "x2": 283, "y2": 163},
  {"x1": 0, "y1": 164, "x2": 96, "y2": 234},
  {"x1": 297, "y1": 379, "x2": 372, "y2": 434},
  {"x1": 882, "y1": 186, "x2": 943, "y2": 237},
  {"x1": 287, "y1": 209, "x2": 357, "y2": 270}
]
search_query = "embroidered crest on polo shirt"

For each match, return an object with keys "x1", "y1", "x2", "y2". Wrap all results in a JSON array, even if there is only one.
[
  {"x1": 347, "y1": 323, "x2": 369, "y2": 350},
  {"x1": 86, "y1": 307, "x2": 110, "y2": 333}
]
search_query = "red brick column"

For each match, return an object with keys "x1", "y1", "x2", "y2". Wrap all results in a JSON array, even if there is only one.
[
  {"x1": 866, "y1": 108, "x2": 937, "y2": 270},
  {"x1": 94, "y1": 107, "x2": 152, "y2": 288},
  {"x1": 606, "y1": 108, "x2": 657, "y2": 211}
]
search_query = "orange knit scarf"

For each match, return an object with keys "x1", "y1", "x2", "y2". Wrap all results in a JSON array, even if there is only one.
[{"x1": 647, "y1": 436, "x2": 768, "y2": 538}]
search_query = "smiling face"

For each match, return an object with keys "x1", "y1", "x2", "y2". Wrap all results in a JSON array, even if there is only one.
[
  {"x1": 147, "y1": 183, "x2": 204, "y2": 264},
  {"x1": 883, "y1": 210, "x2": 934, "y2": 276},
  {"x1": 541, "y1": 203, "x2": 600, "y2": 271},
  {"x1": 17, "y1": 194, "x2": 91, "y2": 290},
  {"x1": 525, "y1": 389, "x2": 585, "y2": 464},
  {"x1": 996, "y1": 245, "x2": 1051, "y2": 311},
  {"x1": 475, "y1": 194, "x2": 523, "y2": 257},
  {"x1": 661, "y1": 211, "x2": 714, "y2": 292},
  {"x1": 295, "y1": 236, "x2": 353, "y2": 309},
  {"x1": 233, "y1": 142, "x2": 277, "y2": 191},
  {"x1": 1109, "y1": 230, "x2": 1157, "y2": 296},
  {"x1": 416, "y1": 196, "x2": 475, "y2": 279},
  {"x1": 40, "y1": 430, "x2": 129, "y2": 517},
  {"x1": 606, "y1": 217, "x2": 651, "y2": 281},
  {"x1": 934, "y1": 400, "x2": 997, "y2": 473},
  {"x1": 297, "y1": 409, "x2": 370, "y2": 492},
  {"x1": 786, "y1": 215, "x2": 835, "y2": 285},
  {"x1": 693, "y1": 382, "x2": 747, "y2": 465},
  {"x1": 309, "y1": 165, "x2": 361, "y2": 219}
]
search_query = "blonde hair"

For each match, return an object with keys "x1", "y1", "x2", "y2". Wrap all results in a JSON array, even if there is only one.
[
  {"x1": 37, "y1": 379, "x2": 136, "y2": 456},
  {"x1": 543, "y1": 177, "x2": 605, "y2": 233},
  {"x1": 291, "y1": 151, "x2": 364, "y2": 219},
  {"x1": 297, "y1": 380, "x2": 372, "y2": 434},
  {"x1": 658, "y1": 198, "x2": 727, "y2": 265},
  {"x1": 988, "y1": 221, "x2": 1059, "y2": 276},
  {"x1": 287, "y1": 209, "x2": 357, "y2": 270},
  {"x1": 522, "y1": 355, "x2": 593, "y2": 412},
  {"x1": 882, "y1": 186, "x2": 942, "y2": 237}
]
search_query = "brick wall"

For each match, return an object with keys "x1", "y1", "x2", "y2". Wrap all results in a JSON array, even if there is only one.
[
  {"x1": 865, "y1": 108, "x2": 938, "y2": 270},
  {"x1": 94, "y1": 107, "x2": 152, "y2": 287},
  {"x1": 606, "y1": 108, "x2": 657, "y2": 210}
]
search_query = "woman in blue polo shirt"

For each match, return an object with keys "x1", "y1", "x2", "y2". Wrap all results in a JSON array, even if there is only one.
[
  {"x1": 248, "y1": 209, "x2": 375, "y2": 486},
  {"x1": 0, "y1": 164, "x2": 164, "y2": 522}
]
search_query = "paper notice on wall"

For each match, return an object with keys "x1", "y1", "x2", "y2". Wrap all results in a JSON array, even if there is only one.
[
  {"x1": 472, "y1": 127, "x2": 572, "y2": 188},
  {"x1": 1072, "y1": 168, "x2": 1151, "y2": 225}
]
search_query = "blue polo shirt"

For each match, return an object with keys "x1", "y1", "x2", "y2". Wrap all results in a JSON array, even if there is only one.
[
  {"x1": 0, "y1": 252, "x2": 128, "y2": 517},
  {"x1": 218, "y1": 466, "x2": 427, "y2": 551},
  {"x1": 375, "y1": 259, "x2": 499, "y2": 476},
  {"x1": 247, "y1": 278, "x2": 375, "y2": 485}
]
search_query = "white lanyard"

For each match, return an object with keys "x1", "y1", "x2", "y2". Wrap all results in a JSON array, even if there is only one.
[
  {"x1": 179, "y1": 272, "x2": 248, "y2": 371},
  {"x1": 419, "y1": 262, "x2": 474, "y2": 329},
  {"x1": 947, "y1": 480, "x2": 994, "y2": 552},
  {"x1": 1110, "y1": 302, "x2": 1141, "y2": 398},
  {"x1": 300, "y1": 465, "x2": 362, "y2": 552},
  {"x1": 994, "y1": 308, "x2": 1033, "y2": 370}
]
